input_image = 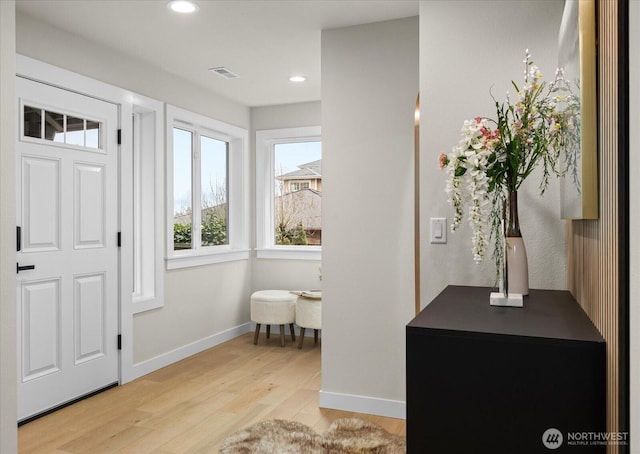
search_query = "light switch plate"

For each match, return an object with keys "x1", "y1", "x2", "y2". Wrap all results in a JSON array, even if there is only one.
[{"x1": 430, "y1": 217, "x2": 447, "y2": 244}]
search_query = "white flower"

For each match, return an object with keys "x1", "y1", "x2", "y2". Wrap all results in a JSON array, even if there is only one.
[{"x1": 439, "y1": 50, "x2": 581, "y2": 276}]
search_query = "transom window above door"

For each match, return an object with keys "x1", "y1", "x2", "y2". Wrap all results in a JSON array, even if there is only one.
[{"x1": 21, "y1": 103, "x2": 103, "y2": 151}]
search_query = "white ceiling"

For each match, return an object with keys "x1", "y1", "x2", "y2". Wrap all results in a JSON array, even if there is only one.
[{"x1": 15, "y1": 0, "x2": 419, "y2": 107}]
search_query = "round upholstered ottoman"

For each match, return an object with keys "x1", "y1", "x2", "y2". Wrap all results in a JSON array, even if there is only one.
[
  {"x1": 295, "y1": 295, "x2": 321, "y2": 349},
  {"x1": 250, "y1": 290, "x2": 298, "y2": 347}
]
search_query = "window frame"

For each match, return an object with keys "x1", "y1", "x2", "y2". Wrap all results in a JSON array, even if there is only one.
[
  {"x1": 131, "y1": 103, "x2": 165, "y2": 314},
  {"x1": 19, "y1": 100, "x2": 106, "y2": 154},
  {"x1": 166, "y1": 105, "x2": 248, "y2": 269},
  {"x1": 256, "y1": 126, "x2": 321, "y2": 260}
]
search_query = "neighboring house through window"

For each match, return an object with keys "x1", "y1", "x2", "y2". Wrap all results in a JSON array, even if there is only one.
[{"x1": 256, "y1": 126, "x2": 321, "y2": 259}]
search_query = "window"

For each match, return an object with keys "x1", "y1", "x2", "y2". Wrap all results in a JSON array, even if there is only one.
[
  {"x1": 256, "y1": 126, "x2": 321, "y2": 260},
  {"x1": 166, "y1": 105, "x2": 248, "y2": 269},
  {"x1": 172, "y1": 128, "x2": 229, "y2": 250},
  {"x1": 290, "y1": 181, "x2": 310, "y2": 192},
  {"x1": 131, "y1": 103, "x2": 165, "y2": 313},
  {"x1": 21, "y1": 103, "x2": 103, "y2": 151}
]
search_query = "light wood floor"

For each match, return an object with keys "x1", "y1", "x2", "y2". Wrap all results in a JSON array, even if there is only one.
[{"x1": 18, "y1": 333, "x2": 405, "y2": 453}]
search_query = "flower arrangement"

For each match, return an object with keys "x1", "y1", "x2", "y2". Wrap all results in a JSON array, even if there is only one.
[{"x1": 439, "y1": 50, "x2": 580, "y2": 277}]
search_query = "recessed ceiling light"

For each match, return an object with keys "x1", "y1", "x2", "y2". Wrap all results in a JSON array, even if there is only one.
[
  {"x1": 289, "y1": 76, "x2": 307, "y2": 83},
  {"x1": 167, "y1": 1, "x2": 199, "y2": 13}
]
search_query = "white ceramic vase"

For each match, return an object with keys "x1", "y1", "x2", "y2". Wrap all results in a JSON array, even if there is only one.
[
  {"x1": 506, "y1": 236, "x2": 529, "y2": 296},
  {"x1": 505, "y1": 191, "x2": 529, "y2": 296}
]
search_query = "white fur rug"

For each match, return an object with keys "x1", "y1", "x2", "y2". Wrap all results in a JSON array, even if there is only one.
[{"x1": 219, "y1": 417, "x2": 406, "y2": 453}]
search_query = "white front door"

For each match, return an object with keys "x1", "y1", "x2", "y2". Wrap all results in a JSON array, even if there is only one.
[{"x1": 16, "y1": 77, "x2": 119, "y2": 421}]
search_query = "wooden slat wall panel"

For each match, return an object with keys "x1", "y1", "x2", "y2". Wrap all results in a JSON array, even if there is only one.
[{"x1": 567, "y1": 1, "x2": 619, "y2": 452}]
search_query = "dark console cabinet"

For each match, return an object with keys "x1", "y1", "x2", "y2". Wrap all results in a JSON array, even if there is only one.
[{"x1": 406, "y1": 286, "x2": 606, "y2": 453}]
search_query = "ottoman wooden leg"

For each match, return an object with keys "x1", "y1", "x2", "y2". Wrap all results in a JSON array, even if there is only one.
[
  {"x1": 253, "y1": 324, "x2": 261, "y2": 345},
  {"x1": 314, "y1": 329, "x2": 319, "y2": 344},
  {"x1": 289, "y1": 323, "x2": 296, "y2": 341},
  {"x1": 298, "y1": 327, "x2": 306, "y2": 349},
  {"x1": 279, "y1": 325, "x2": 285, "y2": 347},
  {"x1": 266, "y1": 325, "x2": 271, "y2": 339}
]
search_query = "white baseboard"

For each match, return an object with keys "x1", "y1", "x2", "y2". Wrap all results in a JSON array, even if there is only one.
[
  {"x1": 129, "y1": 322, "x2": 253, "y2": 381},
  {"x1": 319, "y1": 390, "x2": 406, "y2": 420}
]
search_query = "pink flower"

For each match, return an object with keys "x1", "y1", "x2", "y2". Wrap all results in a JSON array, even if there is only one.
[{"x1": 438, "y1": 152, "x2": 449, "y2": 170}]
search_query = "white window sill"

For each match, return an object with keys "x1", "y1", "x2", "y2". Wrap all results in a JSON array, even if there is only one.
[
  {"x1": 256, "y1": 247, "x2": 321, "y2": 261},
  {"x1": 132, "y1": 295, "x2": 162, "y2": 314},
  {"x1": 166, "y1": 249, "x2": 250, "y2": 270}
]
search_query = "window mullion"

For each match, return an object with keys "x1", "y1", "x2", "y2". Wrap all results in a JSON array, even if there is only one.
[
  {"x1": 268, "y1": 142, "x2": 277, "y2": 248},
  {"x1": 192, "y1": 131, "x2": 202, "y2": 250}
]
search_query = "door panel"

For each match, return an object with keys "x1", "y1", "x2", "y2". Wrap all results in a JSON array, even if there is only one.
[
  {"x1": 21, "y1": 279, "x2": 61, "y2": 381},
  {"x1": 74, "y1": 163, "x2": 106, "y2": 248},
  {"x1": 16, "y1": 77, "x2": 119, "y2": 421},
  {"x1": 22, "y1": 156, "x2": 61, "y2": 252},
  {"x1": 73, "y1": 272, "x2": 106, "y2": 364}
]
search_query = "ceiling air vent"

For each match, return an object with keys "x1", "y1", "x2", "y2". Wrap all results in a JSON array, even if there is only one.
[{"x1": 209, "y1": 66, "x2": 240, "y2": 79}]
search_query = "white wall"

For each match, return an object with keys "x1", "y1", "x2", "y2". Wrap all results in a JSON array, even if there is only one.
[
  {"x1": 0, "y1": 2, "x2": 17, "y2": 451},
  {"x1": 15, "y1": 12, "x2": 253, "y2": 365},
  {"x1": 16, "y1": 12, "x2": 249, "y2": 129},
  {"x1": 629, "y1": 0, "x2": 639, "y2": 446},
  {"x1": 250, "y1": 102, "x2": 323, "y2": 293},
  {"x1": 420, "y1": 0, "x2": 566, "y2": 305},
  {"x1": 252, "y1": 102, "x2": 320, "y2": 132},
  {"x1": 320, "y1": 17, "x2": 418, "y2": 418},
  {"x1": 135, "y1": 261, "x2": 251, "y2": 361}
]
